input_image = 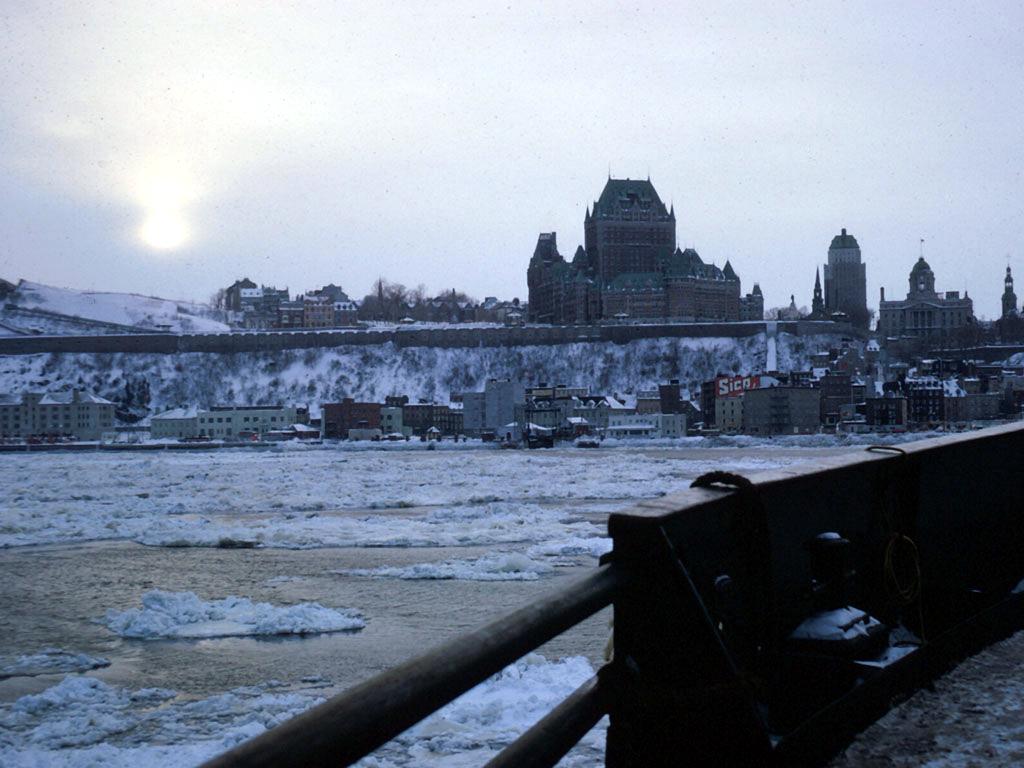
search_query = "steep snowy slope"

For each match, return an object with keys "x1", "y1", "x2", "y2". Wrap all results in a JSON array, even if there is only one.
[
  {"x1": 8, "y1": 280, "x2": 228, "y2": 333},
  {"x1": 0, "y1": 331, "x2": 840, "y2": 416}
]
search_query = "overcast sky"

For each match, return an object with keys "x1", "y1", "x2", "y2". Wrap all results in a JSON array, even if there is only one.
[{"x1": 1, "y1": 2, "x2": 1022, "y2": 317}]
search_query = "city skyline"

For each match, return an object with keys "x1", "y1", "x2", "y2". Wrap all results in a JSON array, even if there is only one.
[{"x1": 2, "y1": 3, "x2": 1022, "y2": 318}]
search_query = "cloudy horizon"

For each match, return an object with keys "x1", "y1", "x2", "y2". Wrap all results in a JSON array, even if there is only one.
[{"x1": 2, "y1": 2, "x2": 1022, "y2": 317}]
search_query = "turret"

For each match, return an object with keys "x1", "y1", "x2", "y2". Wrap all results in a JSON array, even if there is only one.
[{"x1": 1002, "y1": 265, "x2": 1018, "y2": 318}]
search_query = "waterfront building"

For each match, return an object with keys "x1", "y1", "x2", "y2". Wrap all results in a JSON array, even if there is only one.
[
  {"x1": 0, "y1": 389, "x2": 115, "y2": 440},
  {"x1": 197, "y1": 405, "x2": 299, "y2": 439},
  {"x1": 380, "y1": 405, "x2": 412, "y2": 437},
  {"x1": 150, "y1": 406, "x2": 201, "y2": 439},
  {"x1": 400, "y1": 402, "x2": 463, "y2": 436},
  {"x1": 715, "y1": 395, "x2": 744, "y2": 433},
  {"x1": 484, "y1": 379, "x2": 525, "y2": 434},
  {"x1": 322, "y1": 399, "x2": 381, "y2": 439},
  {"x1": 742, "y1": 386, "x2": 821, "y2": 435},
  {"x1": 903, "y1": 377, "x2": 944, "y2": 426},
  {"x1": 864, "y1": 393, "x2": 908, "y2": 430}
]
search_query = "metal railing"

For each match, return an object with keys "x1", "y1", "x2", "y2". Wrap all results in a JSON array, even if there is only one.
[{"x1": 206, "y1": 422, "x2": 1024, "y2": 767}]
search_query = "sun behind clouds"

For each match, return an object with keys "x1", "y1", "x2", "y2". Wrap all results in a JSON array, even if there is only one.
[{"x1": 134, "y1": 168, "x2": 195, "y2": 251}]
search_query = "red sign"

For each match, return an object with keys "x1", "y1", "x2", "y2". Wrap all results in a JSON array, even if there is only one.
[{"x1": 716, "y1": 375, "x2": 760, "y2": 398}]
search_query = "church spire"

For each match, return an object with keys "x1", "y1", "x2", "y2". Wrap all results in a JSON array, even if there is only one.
[
  {"x1": 1003, "y1": 264, "x2": 1018, "y2": 318},
  {"x1": 811, "y1": 267, "x2": 825, "y2": 318}
]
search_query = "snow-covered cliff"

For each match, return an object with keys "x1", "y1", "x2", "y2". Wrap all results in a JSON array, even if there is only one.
[{"x1": 0, "y1": 331, "x2": 837, "y2": 416}]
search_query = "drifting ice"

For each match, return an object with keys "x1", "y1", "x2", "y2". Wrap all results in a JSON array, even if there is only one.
[
  {"x1": 0, "y1": 648, "x2": 111, "y2": 678},
  {"x1": 104, "y1": 590, "x2": 366, "y2": 639},
  {"x1": 339, "y1": 552, "x2": 556, "y2": 581}
]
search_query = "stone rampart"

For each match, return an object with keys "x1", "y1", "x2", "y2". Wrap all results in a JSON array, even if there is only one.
[{"x1": 0, "y1": 320, "x2": 855, "y2": 356}]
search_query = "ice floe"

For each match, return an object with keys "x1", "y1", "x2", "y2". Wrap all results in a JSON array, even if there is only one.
[
  {"x1": 527, "y1": 536, "x2": 613, "y2": 559},
  {"x1": 0, "y1": 676, "x2": 323, "y2": 767},
  {"x1": 103, "y1": 590, "x2": 365, "y2": 639},
  {"x1": 359, "y1": 654, "x2": 605, "y2": 766},
  {"x1": 0, "y1": 447, "x2": 803, "y2": 549},
  {"x1": 338, "y1": 552, "x2": 555, "y2": 581},
  {"x1": 0, "y1": 655, "x2": 602, "y2": 767},
  {"x1": 0, "y1": 648, "x2": 110, "y2": 679}
]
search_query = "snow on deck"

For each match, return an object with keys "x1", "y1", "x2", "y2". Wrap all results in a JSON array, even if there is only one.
[{"x1": 831, "y1": 630, "x2": 1024, "y2": 766}]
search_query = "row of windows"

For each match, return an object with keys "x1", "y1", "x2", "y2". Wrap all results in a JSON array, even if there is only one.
[{"x1": 198, "y1": 415, "x2": 283, "y2": 424}]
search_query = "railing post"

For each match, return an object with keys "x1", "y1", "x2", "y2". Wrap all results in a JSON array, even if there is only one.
[{"x1": 605, "y1": 517, "x2": 772, "y2": 766}]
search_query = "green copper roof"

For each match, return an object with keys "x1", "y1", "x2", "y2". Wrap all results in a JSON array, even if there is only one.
[
  {"x1": 910, "y1": 256, "x2": 932, "y2": 274},
  {"x1": 829, "y1": 228, "x2": 859, "y2": 250},
  {"x1": 593, "y1": 178, "x2": 669, "y2": 217}
]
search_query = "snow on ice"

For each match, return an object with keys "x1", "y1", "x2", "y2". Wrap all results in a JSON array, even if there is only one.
[
  {"x1": 0, "y1": 676, "x2": 323, "y2": 767},
  {"x1": 338, "y1": 552, "x2": 556, "y2": 581},
  {"x1": 103, "y1": 590, "x2": 365, "y2": 639},
  {"x1": 0, "y1": 448, "x2": 796, "y2": 549},
  {"x1": 0, "y1": 649, "x2": 110, "y2": 679},
  {"x1": 357, "y1": 654, "x2": 604, "y2": 767},
  {"x1": 0, "y1": 655, "x2": 602, "y2": 768}
]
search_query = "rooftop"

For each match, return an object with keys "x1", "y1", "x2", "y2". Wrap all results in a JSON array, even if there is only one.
[
  {"x1": 829, "y1": 228, "x2": 860, "y2": 250},
  {"x1": 592, "y1": 178, "x2": 670, "y2": 218}
]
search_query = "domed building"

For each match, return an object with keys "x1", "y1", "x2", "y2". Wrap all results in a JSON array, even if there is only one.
[{"x1": 877, "y1": 256, "x2": 974, "y2": 341}]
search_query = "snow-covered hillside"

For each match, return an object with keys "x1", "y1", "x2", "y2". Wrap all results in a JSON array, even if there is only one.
[
  {"x1": 3, "y1": 280, "x2": 228, "y2": 333},
  {"x1": 0, "y1": 332, "x2": 838, "y2": 416}
]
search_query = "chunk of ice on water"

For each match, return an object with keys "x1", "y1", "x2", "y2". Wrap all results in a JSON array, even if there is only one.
[{"x1": 103, "y1": 590, "x2": 365, "y2": 639}]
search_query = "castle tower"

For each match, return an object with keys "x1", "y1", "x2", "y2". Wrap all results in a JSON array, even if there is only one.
[
  {"x1": 1003, "y1": 265, "x2": 1018, "y2": 318},
  {"x1": 823, "y1": 228, "x2": 868, "y2": 328},
  {"x1": 584, "y1": 177, "x2": 676, "y2": 287}
]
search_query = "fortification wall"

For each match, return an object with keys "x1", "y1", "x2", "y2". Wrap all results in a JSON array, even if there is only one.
[{"x1": 0, "y1": 320, "x2": 854, "y2": 356}]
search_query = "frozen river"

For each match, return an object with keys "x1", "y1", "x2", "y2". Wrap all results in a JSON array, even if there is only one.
[{"x1": 0, "y1": 441, "x2": 860, "y2": 766}]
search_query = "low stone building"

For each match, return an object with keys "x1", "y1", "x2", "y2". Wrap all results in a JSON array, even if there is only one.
[
  {"x1": 0, "y1": 390, "x2": 115, "y2": 440},
  {"x1": 401, "y1": 402, "x2": 463, "y2": 436},
  {"x1": 607, "y1": 413, "x2": 657, "y2": 438},
  {"x1": 460, "y1": 392, "x2": 485, "y2": 436},
  {"x1": 742, "y1": 387, "x2": 821, "y2": 435},
  {"x1": 150, "y1": 406, "x2": 201, "y2": 440},
  {"x1": 904, "y1": 377, "x2": 944, "y2": 426},
  {"x1": 943, "y1": 390, "x2": 1001, "y2": 424},
  {"x1": 715, "y1": 396, "x2": 744, "y2": 433},
  {"x1": 322, "y1": 399, "x2": 381, "y2": 439},
  {"x1": 607, "y1": 412, "x2": 686, "y2": 438},
  {"x1": 196, "y1": 405, "x2": 298, "y2": 439},
  {"x1": 864, "y1": 395, "x2": 908, "y2": 430},
  {"x1": 381, "y1": 406, "x2": 412, "y2": 437}
]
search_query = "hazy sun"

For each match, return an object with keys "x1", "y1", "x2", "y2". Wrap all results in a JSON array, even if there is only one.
[
  {"x1": 140, "y1": 209, "x2": 190, "y2": 249},
  {"x1": 134, "y1": 167, "x2": 195, "y2": 251}
]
